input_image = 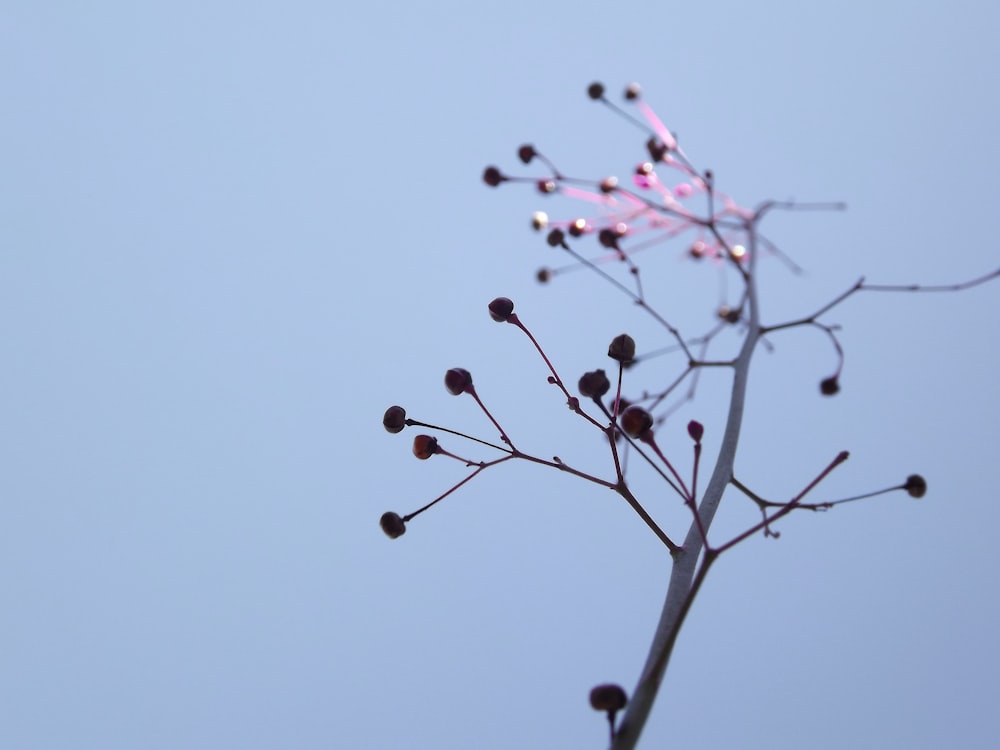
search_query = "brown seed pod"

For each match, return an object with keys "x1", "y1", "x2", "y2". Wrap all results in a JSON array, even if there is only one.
[
  {"x1": 608, "y1": 334, "x2": 636, "y2": 363},
  {"x1": 482, "y1": 166, "x2": 504, "y2": 187},
  {"x1": 621, "y1": 405, "x2": 653, "y2": 438},
  {"x1": 382, "y1": 405, "x2": 407, "y2": 434},
  {"x1": 488, "y1": 297, "x2": 514, "y2": 322},
  {"x1": 444, "y1": 368, "x2": 473, "y2": 396},
  {"x1": 820, "y1": 376, "x2": 840, "y2": 396},
  {"x1": 578, "y1": 369, "x2": 611, "y2": 399},
  {"x1": 589, "y1": 683, "x2": 628, "y2": 712},
  {"x1": 411, "y1": 434, "x2": 439, "y2": 459},
  {"x1": 379, "y1": 511, "x2": 406, "y2": 539},
  {"x1": 904, "y1": 474, "x2": 927, "y2": 498}
]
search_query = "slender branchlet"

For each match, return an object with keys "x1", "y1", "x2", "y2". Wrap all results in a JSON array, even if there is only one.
[{"x1": 381, "y1": 80, "x2": 998, "y2": 750}]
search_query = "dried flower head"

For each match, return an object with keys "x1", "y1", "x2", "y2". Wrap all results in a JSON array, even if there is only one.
[
  {"x1": 412, "y1": 434, "x2": 439, "y2": 460},
  {"x1": 578, "y1": 369, "x2": 611, "y2": 399}
]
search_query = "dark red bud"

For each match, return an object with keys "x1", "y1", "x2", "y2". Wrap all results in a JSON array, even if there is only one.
[
  {"x1": 537, "y1": 179, "x2": 557, "y2": 194},
  {"x1": 904, "y1": 474, "x2": 927, "y2": 498},
  {"x1": 646, "y1": 137, "x2": 668, "y2": 162},
  {"x1": 517, "y1": 144, "x2": 536, "y2": 164},
  {"x1": 624, "y1": 82, "x2": 641, "y2": 100},
  {"x1": 599, "y1": 176, "x2": 619, "y2": 193},
  {"x1": 598, "y1": 228, "x2": 619, "y2": 249},
  {"x1": 621, "y1": 405, "x2": 653, "y2": 438},
  {"x1": 587, "y1": 82, "x2": 605, "y2": 100},
  {"x1": 589, "y1": 684, "x2": 628, "y2": 712},
  {"x1": 718, "y1": 305, "x2": 741, "y2": 324},
  {"x1": 820, "y1": 376, "x2": 840, "y2": 396},
  {"x1": 445, "y1": 367, "x2": 473, "y2": 395},
  {"x1": 547, "y1": 228, "x2": 566, "y2": 247},
  {"x1": 608, "y1": 334, "x2": 636, "y2": 363},
  {"x1": 578, "y1": 369, "x2": 611, "y2": 399},
  {"x1": 380, "y1": 511, "x2": 406, "y2": 539},
  {"x1": 482, "y1": 166, "x2": 505, "y2": 187},
  {"x1": 636, "y1": 162, "x2": 654, "y2": 176},
  {"x1": 568, "y1": 218, "x2": 587, "y2": 237},
  {"x1": 489, "y1": 297, "x2": 515, "y2": 322},
  {"x1": 382, "y1": 405, "x2": 407, "y2": 434},
  {"x1": 412, "y1": 434, "x2": 439, "y2": 459},
  {"x1": 687, "y1": 420, "x2": 704, "y2": 442},
  {"x1": 536, "y1": 267, "x2": 552, "y2": 283}
]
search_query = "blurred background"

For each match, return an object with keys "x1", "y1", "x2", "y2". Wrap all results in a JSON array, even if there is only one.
[{"x1": 2, "y1": 1, "x2": 998, "y2": 748}]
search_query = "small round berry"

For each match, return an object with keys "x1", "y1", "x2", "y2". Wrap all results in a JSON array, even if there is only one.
[
  {"x1": 412, "y1": 434, "x2": 439, "y2": 459},
  {"x1": 568, "y1": 218, "x2": 587, "y2": 237},
  {"x1": 689, "y1": 241, "x2": 706, "y2": 259},
  {"x1": 607, "y1": 334, "x2": 636, "y2": 363},
  {"x1": 904, "y1": 474, "x2": 927, "y2": 498},
  {"x1": 444, "y1": 367, "x2": 473, "y2": 396},
  {"x1": 488, "y1": 297, "x2": 515, "y2": 322},
  {"x1": 536, "y1": 267, "x2": 552, "y2": 283},
  {"x1": 382, "y1": 405, "x2": 407, "y2": 434},
  {"x1": 587, "y1": 82, "x2": 605, "y2": 100},
  {"x1": 546, "y1": 228, "x2": 566, "y2": 247},
  {"x1": 599, "y1": 176, "x2": 619, "y2": 193},
  {"x1": 578, "y1": 369, "x2": 610, "y2": 399},
  {"x1": 820, "y1": 376, "x2": 840, "y2": 396},
  {"x1": 636, "y1": 161, "x2": 654, "y2": 176},
  {"x1": 531, "y1": 211, "x2": 548, "y2": 231},
  {"x1": 517, "y1": 144, "x2": 536, "y2": 164},
  {"x1": 482, "y1": 166, "x2": 504, "y2": 187},
  {"x1": 589, "y1": 683, "x2": 628, "y2": 712},
  {"x1": 621, "y1": 405, "x2": 653, "y2": 438},
  {"x1": 624, "y1": 82, "x2": 641, "y2": 100},
  {"x1": 380, "y1": 511, "x2": 406, "y2": 539},
  {"x1": 687, "y1": 420, "x2": 704, "y2": 442},
  {"x1": 537, "y1": 179, "x2": 557, "y2": 194}
]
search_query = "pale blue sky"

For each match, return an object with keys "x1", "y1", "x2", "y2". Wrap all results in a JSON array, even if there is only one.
[{"x1": 2, "y1": 2, "x2": 998, "y2": 748}]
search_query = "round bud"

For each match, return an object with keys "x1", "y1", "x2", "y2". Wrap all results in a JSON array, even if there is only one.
[
  {"x1": 904, "y1": 474, "x2": 927, "y2": 499},
  {"x1": 482, "y1": 166, "x2": 504, "y2": 187},
  {"x1": 621, "y1": 405, "x2": 653, "y2": 438},
  {"x1": 537, "y1": 179, "x2": 557, "y2": 194},
  {"x1": 444, "y1": 367, "x2": 473, "y2": 395},
  {"x1": 646, "y1": 137, "x2": 668, "y2": 162},
  {"x1": 578, "y1": 369, "x2": 611, "y2": 399},
  {"x1": 624, "y1": 82, "x2": 641, "y2": 101},
  {"x1": 517, "y1": 144, "x2": 536, "y2": 164},
  {"x1": 636, "y1": 161, "x2": 654, "y2": 176},
  {"x1": 589, "y1": 683, "x2": 628, "y2": 712},
  {"x1": 587, "y1": 82, "x2": 605, "y2": 100},
  {"x1": 687, "y1": 420, "x2": 704, "y2": 442},
  {"x1": 547, "y1": 228, "x2": 566, "y2": 247},
  {"x1": 820, "y1": 376, "x2": 840, "y2": 396},
  {"x1": 607, "y1": 334, "x2": 636, "y2": 363},
  {"x1": 412, "y1": 434, "x2": 439, "y2": 459},
  {"x1": 599, "y1": 176, "x2": 618, "y2": 193},
  {"x1": 380, "y1": 511, "x2": 406, "y2": 539},
  {"x1": 568, "y1": 218, "x2": 587, "y2": 237},
  {"x1": 718, "y1": 305, "x2": 741, "y2": 324},
  {"x1": 488, "y1": 297, "x2": 515, "y2": 322},
  {"x1": 598, "y1": 228, "x2": 619, "y2": 249},
  {"x1": 531, "y1": 211, "x2": 548, "y2": 231},
  {"x1": 382, "y1": 405, "x2": 407, "y2": 434},
  {"x1": 536, "y1": 267, "x2": 552, "y2": 283},
  {"x1": 689, "y1": 240, "x2": 706, "y2": 259}
]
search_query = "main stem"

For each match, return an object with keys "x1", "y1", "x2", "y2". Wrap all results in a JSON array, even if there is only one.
[{"x1": 610, "y1": 218, "x2": 763, "y2": 749}]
